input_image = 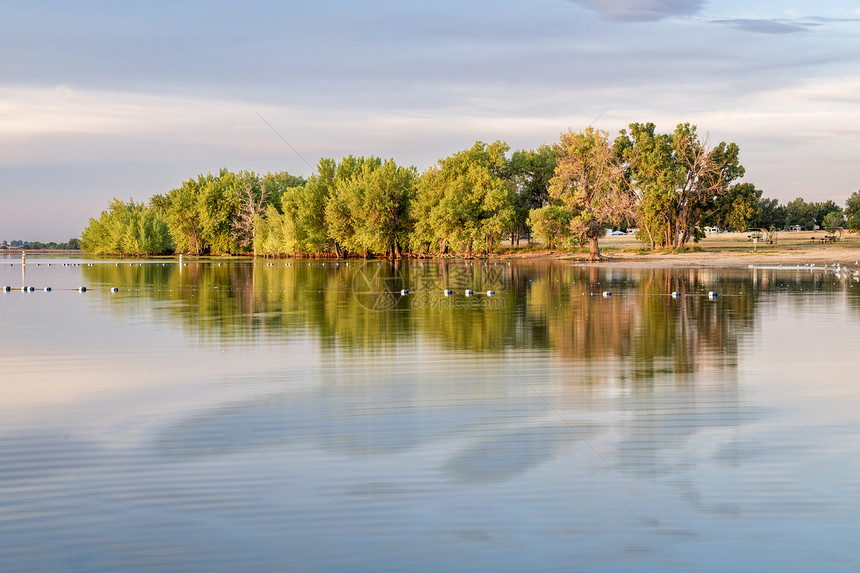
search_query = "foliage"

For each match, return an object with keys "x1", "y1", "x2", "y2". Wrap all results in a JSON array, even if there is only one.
[
  {"x1": 845, "y1": 190, "x2": 860, "y2": 232},
  {"x1": 411, "y1": 141, "x2": 515, "y2": 256},
  {"x1": 549, "y1": 128, "x2": 633, "y2": 259},
  {"x1": 159, "y1": 169, "x2": 305, "y2": 255},
  {"x1": 81, "y1": 198, "x2": 172, "y2": 255},
  {"x1": 327, "y1": 158, "x2": 416, "y2": 258},
  {"x1": 78, "y1": 128, "x2": 860, "y2": 259},
  {"x1": 712, "y1": 182, "x2": 762, "y2": 231},
  {"x1": 527, "y1": 205, "x2": 572, "y2": 249},
  {"x1": 823, "y1": 211, "x2": 845, "y2": 232},
  {"x1": 507, "y1": 145, "x2": 559, "y2": 243},
  {"x1": 3, "y1": 238, "x2": 81, "y2": 250},
  {"x1": 617, "y1": 123, "x2": 745, "y2": 248},
  {"x1": 750, "y1": 197, "x2": 786, "y2": 230}
]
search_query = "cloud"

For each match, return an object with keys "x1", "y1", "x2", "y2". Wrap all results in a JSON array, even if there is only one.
[
  {"x1": 709, "y1": 18, "x2": 819, "y2": 35},
  {"x1": 568, "y1": 0, "x2": 705, "y2": 22}
]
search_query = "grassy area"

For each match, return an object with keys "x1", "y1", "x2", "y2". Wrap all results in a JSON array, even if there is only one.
[
  {"x1": 674, "y1": 230, "x2": 858, "y2": 253},
  {"x1": 496, "y1": 230, "x2": 860, "y2": 265},
  {"x1": 534, "y1": 230, "x2": 860, "y2": 254}
]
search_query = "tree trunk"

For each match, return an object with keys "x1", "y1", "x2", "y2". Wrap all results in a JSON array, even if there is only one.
[{"x1": 588, "y1": 235, "x2": 601, "y2": 261}]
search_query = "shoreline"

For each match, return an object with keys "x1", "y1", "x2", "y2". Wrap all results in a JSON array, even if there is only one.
[
  {"x1": 7, "y1": 249, "x2": 860, "y2": 270},
  {"x1": 6, "y1": 232, "x2": 860, "y2": 270}
]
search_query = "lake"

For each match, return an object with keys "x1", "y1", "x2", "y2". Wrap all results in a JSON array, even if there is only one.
[{"x1": 2, "y1": 256, "x2": 859, "y2": 572}]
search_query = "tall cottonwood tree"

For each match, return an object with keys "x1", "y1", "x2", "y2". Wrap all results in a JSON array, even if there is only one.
[
  {"x1": 325, "y1": 157, "x2": 416, "y2": 258},
  {"x1": 617, "y1": 122, "x2": 745, "y2": 248},
  {"x1": 549, "y1": 128, "x2": 634, "y2": 260},
  {"x1": 411, "y1": 141, "x2": 515, "y2": 256}
]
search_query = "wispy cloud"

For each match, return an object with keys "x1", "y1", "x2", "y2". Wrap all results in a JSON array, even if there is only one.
[
  {"x1": 568, "y1": 0, "x2": 705, "y2": 22},
  {"x1": 708, "y1": 18, "x2": 819, "y2": 35}
]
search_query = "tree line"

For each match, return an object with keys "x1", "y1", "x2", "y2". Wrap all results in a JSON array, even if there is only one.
[
  {"x1": 2, "y1": 238, "x2": 81, "y2": 250},
  {"x1": 80, "y1": 122, "x2": 859, "y2": 259},
  {"x1": 749, "y1": 195, "x2": 859, "y2": 232}
]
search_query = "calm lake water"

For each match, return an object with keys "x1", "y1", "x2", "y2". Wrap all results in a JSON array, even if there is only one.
[{"x1": 2, "y1": 255, "x2": 860, "y2": 572}]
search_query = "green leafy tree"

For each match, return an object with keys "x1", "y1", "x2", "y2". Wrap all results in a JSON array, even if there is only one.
[
  {"x1": 785, "y1": 197, "x2": 815, "y2": 229},
  {"x1": 508, "y1": 145, "x2": 559, "y2": 244},
  {"x1": 844, "y1": 190, "x2": 860, "y2": 231},
  {"x1": 411, "y1": 141, "x2": 515, "y2": 256},
  {"x1": 614, "y1": 122, "x2": 678, "y2": 248},
  {"x1": 711, "y1": 182, "x2": 762, "y2": 231},
  {"x1": 230, "y1": 171, "x2": 305, "y2": 256},
  {"x1": 198, "y1": 169, "x2": 241, "y2": 254},
  {"x1": 750, "y1": 197, "x2": 786, "y2": 230},
  {"x1": 527, "y1": 205, "x2": 572, "y2": 249},
  {"x1": 618, "y1": 122, "x2": 745, "y2": 248},
  {"x1": 261, "y1": 171, "x2": 306, "y2": 213},
  {"x1": 164, "y1": 178, "x2": 205, "y2": 254},
  {"x1": 327, "y1": 158, "x2": 416, "y2": 258},
  {"x1": 823, "y1": 211, "x2": 845, "y2": 232},
  {"x1": 811, "y1": 200, "x2": 842, "y2": 229},
  {"x1": 550, "y1": 128, "x2": 634, "y2": 260},
  {"x1": 81, "y1": 198, "x2": 171, "y2": 255}
]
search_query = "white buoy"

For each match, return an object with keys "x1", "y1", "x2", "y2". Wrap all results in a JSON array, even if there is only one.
[
  {"x1": 401, "y1": 289, "x2": 409, "y2": 295},
  {"x1": 21, "y1": 286, "x2": 28, "y2": 292},
  {"x1": 671, "y1": 291, "x2": 681, "y2": 299},
  {"x1": 487, "y1": 290, "x2": 495, "y2": 296},
  {"x1": 79, "y1": 287, "x2": 87, "y2": 292},
  {"x1": 465, "y1": 289, "x2": 474, "y2": 296},
  {"x1": 443, "y1": 289, "x2": 453, "y2": 296},
  {"x1": 602, "y1": 291, "x2": 611, "y2": 297},
  {"x1": 111, "y1": 287, "x2": 119, "y2": 293},
  {"x1": 3, "y1": 286, "x2": 10, "y2": 292},
  {"x1": 44, "y1": 287, "x2": 51, "y2": 292},
  {"x1": 708, "y1": 291, "x2": 718, "y2": 299}
]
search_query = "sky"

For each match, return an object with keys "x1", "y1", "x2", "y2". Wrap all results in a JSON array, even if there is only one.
[{"x1": 1, "y1": 0, "x2": 859, "y2": 241}]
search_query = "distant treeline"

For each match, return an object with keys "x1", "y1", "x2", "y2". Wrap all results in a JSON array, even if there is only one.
[
  {"x1": 2, "y1": 238, "x2": 81, "y2": 250},
  {"x1": 749, "y1": 196, "x2": 859, "y2": 232},
  {"x1": 80, "y1": 122, "x2": 860, "y2": 259}
]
